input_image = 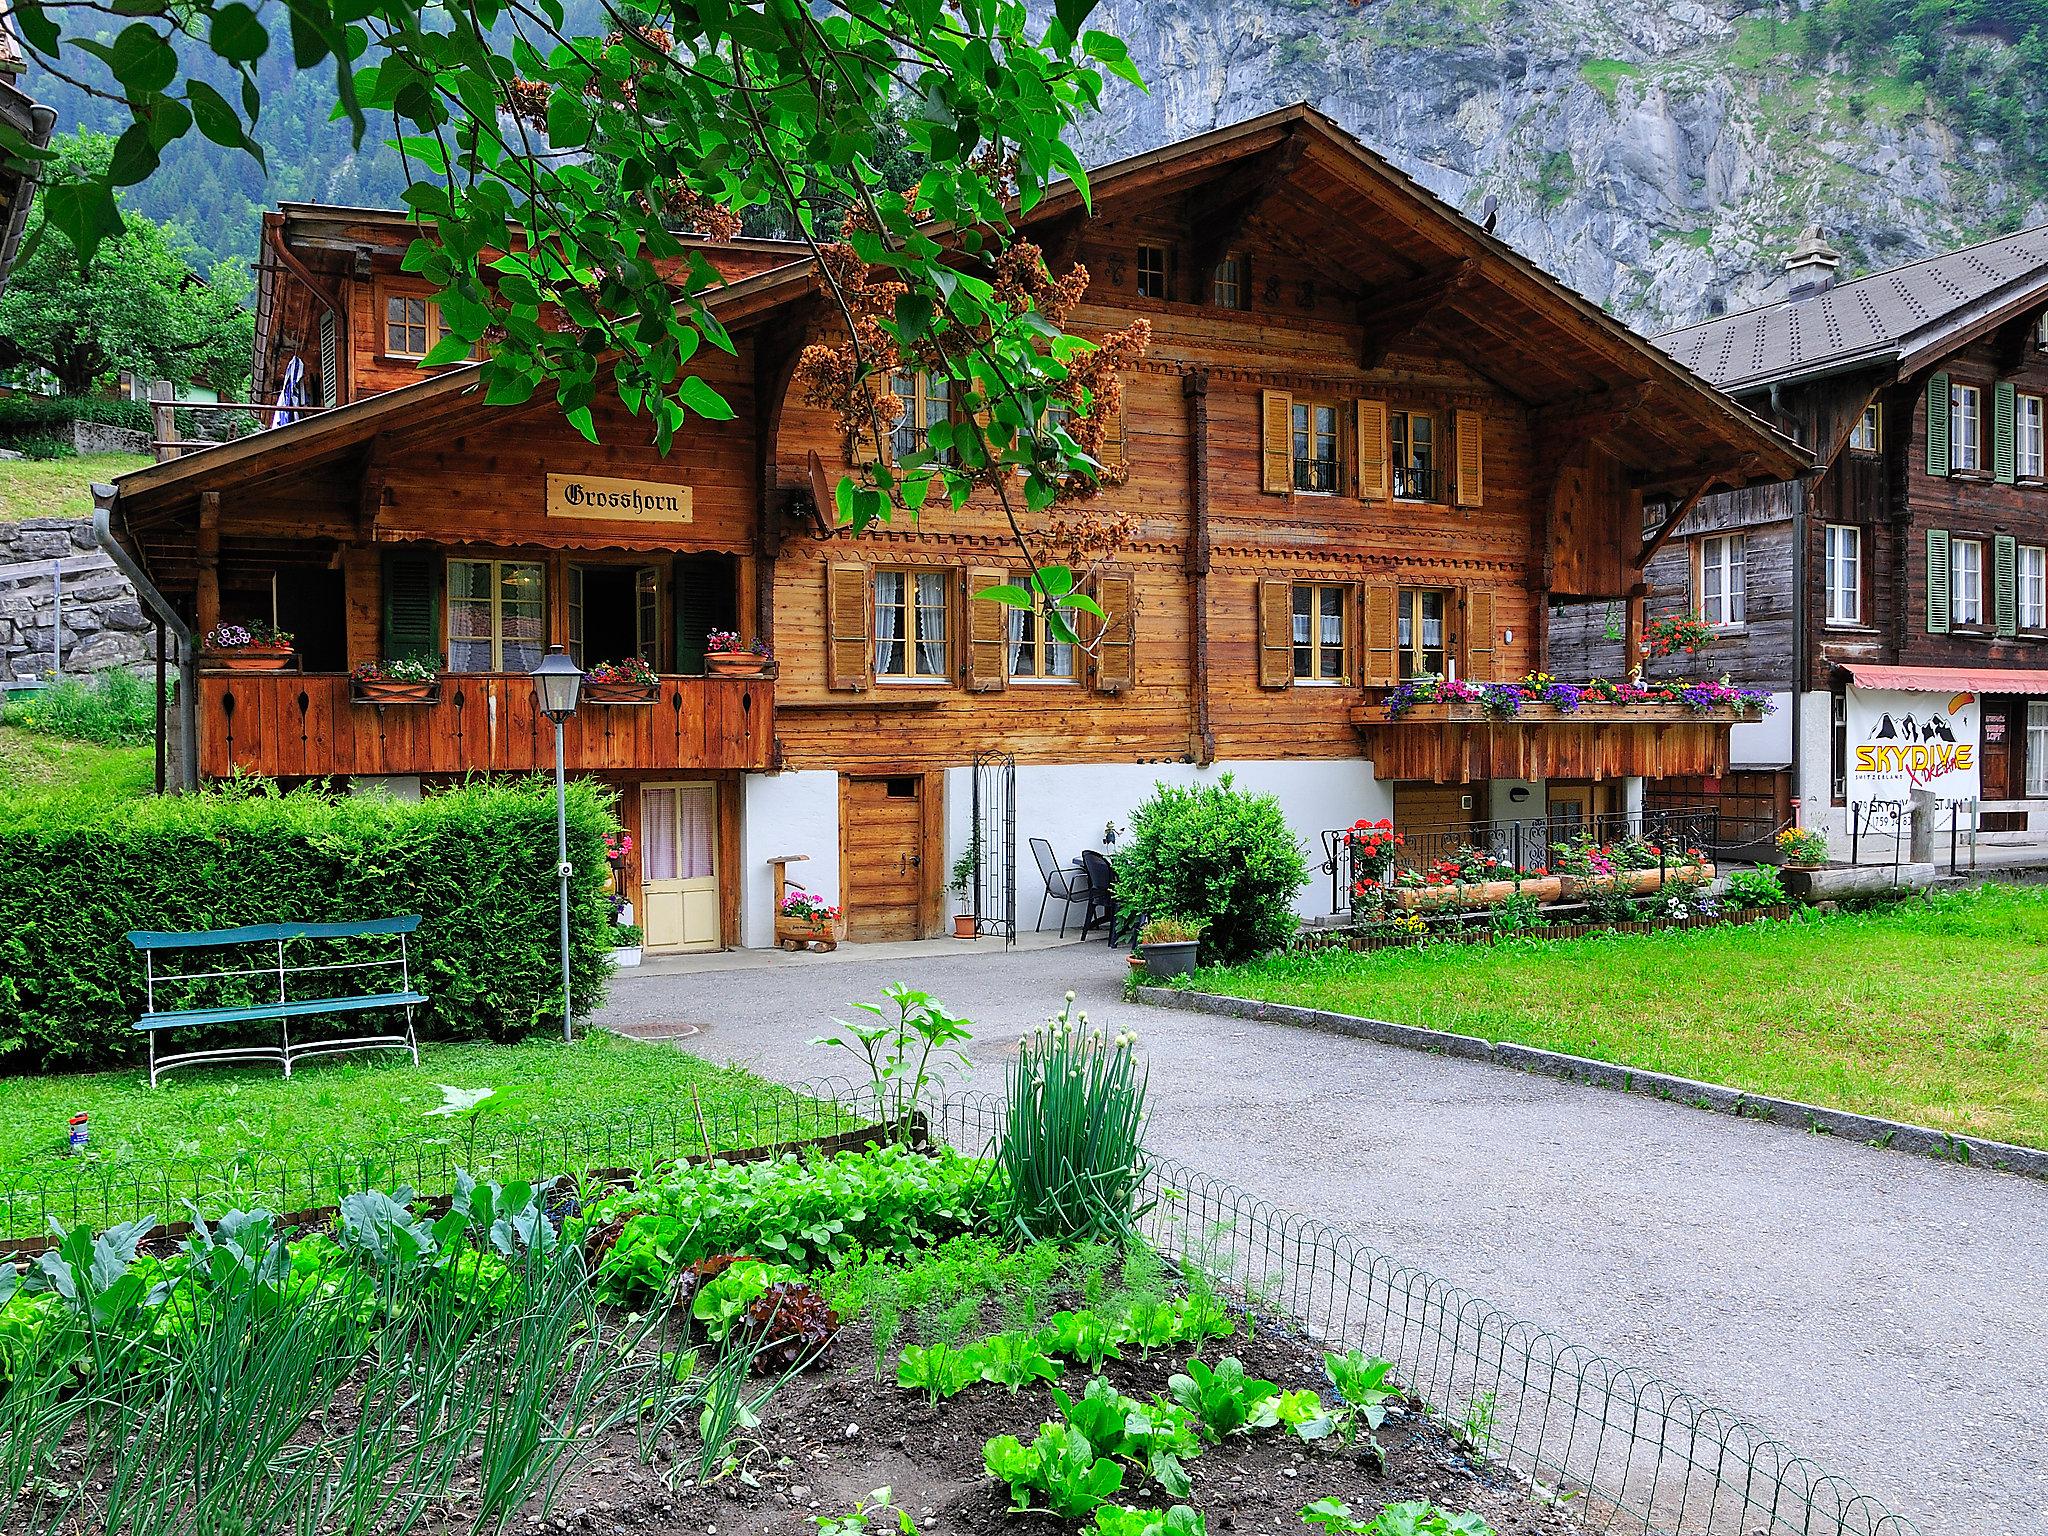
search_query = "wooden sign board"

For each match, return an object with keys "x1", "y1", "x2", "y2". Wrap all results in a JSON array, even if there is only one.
[{"x1": 545, "y1": 473, "x2": 693, "y2": 523}]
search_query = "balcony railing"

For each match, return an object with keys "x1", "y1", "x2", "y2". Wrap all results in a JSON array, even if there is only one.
[
  {"x1": 196, "y1": 672, "x2": 773, "y2": 779},
  {"x1": 150, "y1": 395, "x2": 335, "y2": 463}
]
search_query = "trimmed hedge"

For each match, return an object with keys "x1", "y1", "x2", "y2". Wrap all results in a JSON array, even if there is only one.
[{"x1": 0, "y1": 778, "x2": 617, "y2": 1073}]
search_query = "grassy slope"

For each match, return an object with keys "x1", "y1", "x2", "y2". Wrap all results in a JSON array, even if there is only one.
[
  {"x1": 1195, "y1": 885, "x2": 2048, "y2": 1150},
  {"x1": 0, "y1": 1031, "x2": 824, "y2": 1181},
  {"x1": 0, "y1": 453, "x2": 153, "y2": 521},
  {"x1": 0, "y1": 726, "x2": 154, "y2": 802}
]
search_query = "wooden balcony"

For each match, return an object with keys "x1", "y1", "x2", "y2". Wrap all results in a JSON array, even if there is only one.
[
  {"x1": 1350, "y1": 698, "x2": 1743, "y2": 783},
  {"x1": 197, "y1": 673, "x2": 773, "y2": 780}
]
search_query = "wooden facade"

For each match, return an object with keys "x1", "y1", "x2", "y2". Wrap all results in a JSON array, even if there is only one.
[{"x1": 111, "y1": 107, "x2": 1801, "y2": 945}]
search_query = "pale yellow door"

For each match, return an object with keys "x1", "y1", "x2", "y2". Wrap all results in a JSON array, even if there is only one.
[{"x1": 641, "y1": 782, "x2": 720, "y2": 952}]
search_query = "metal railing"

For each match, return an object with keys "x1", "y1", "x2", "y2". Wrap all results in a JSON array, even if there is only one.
[
  {"x1": 1320, "y1": 802, "x2": 1787, "y2": 914},
  {"x1": 0, "y1": 1084, "x2": 1921, "y2": 1536}
]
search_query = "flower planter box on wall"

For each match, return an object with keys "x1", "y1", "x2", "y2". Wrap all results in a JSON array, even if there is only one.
[
  {"x1": 351, "y1": 679, "x2": 441, "y2": 706},
  {"x1": 202, "y1": 648, "x2": 296, "y2": 674},
  {"x1": 706, "y1": 653, "x2": 775, "y2": 679},
  {"x1": 1379, "y1": 700, "x2": 1757, "y2": 726},
  {"x1": 584, "y1": 679, "x2": 660, "y2": 704}
]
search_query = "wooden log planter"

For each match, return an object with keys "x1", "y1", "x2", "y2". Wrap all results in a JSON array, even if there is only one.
[
  {"x1": 1558, "y1": 862, "x2": 1715, "y2": 899},
  {"x1": 1298, "y1": 903, "x2": 1791, "y2": 956},
  {"x1": 1392, "y1": 876, "x2": 1563, "y2": 911}
]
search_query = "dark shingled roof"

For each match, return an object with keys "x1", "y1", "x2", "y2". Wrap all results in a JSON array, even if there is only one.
[{"x1": 1658, "y1": 226, "x2": 2048, "y2": 390}]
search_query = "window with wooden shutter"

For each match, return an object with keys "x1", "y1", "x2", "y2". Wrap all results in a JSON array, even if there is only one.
[
  {"x1": 1356, "y1": 400, "x2": 1388, "y2": 501},
  {"x1": 1996, "y1": 380, "x2": 2018, "y2": 484},
  {"x1": 1926, "y1": 373, "x2": 1950, "y2": 477},
  {"x1": 1995, "y1": 533, "x2": 2018, "y2": 637},
  {"x1": 964, "y1": 567, "x2": 1010, "y2": 692},
  {"x1": 1452, "y1": 410, "x2": 1484, "y2": 507},
  {"x1": 1097, "y1": 396, "x2": 1126, "y2": 472},
  {"x1": 1260, "y1": 389, "x2": 1293, "y2": 494},
  {"x1": 825, "y1": 562, "x2": 871, "y2": 690},
  {"x1": 380, "y1": 550, "x2": 443, "y2": 664},
  {"x1": 319, "y1": 312, "x2": 338, "y2": 407},
  {"x1": 1256, "y1": 578, "x2": 1294, "y2": 688},
  {"x1": 1926, "y1": 529, "x2": 1951, "y2": 634},
  {"x1": 1463, "y1": 589, "x2": 1496, "y2": 680},
  {"x1": 1362, "y1": 583, "x2": 1399, "y2": 685},
  {"x1": 1091, "y1": 570, "x2": 1136, "y2": 694}
]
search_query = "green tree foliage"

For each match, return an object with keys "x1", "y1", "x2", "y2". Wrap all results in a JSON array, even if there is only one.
[
  {"x1": 4, "y1": 0, "x2": 1142, "y2": 619},
  {"x1": 1112, "y1": 776, "x2": 1309, "y2": 965},
  {"x1": 0, "y1": 777, "x2": 615, "y2": 1072},
  {"x1": 0, "y1": 132, "x2": 255, "y2": 396}
]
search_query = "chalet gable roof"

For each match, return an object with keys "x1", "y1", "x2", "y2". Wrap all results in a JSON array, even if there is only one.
[{"x1": 1658, "y1": 225, "x2": 2048, "y2": 393}]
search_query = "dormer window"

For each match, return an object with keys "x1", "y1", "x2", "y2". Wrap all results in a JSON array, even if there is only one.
[{"x1": 1136, "y1": 244, "x2": 1167, "y2": 300}]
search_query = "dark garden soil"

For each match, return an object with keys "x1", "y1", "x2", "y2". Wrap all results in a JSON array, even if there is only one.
[{"x1": 543, "y1": 1320, "x2": 1587, "y2": 1536}]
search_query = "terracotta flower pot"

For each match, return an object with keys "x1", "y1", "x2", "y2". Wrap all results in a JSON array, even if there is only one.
[
  {"x1": 585, "y1": 678, "x2": 659, "y2": 704},
  {"x1": 707, "y1": 652, "x2": 772, "y2": 678},
  {"x1": 952, "y1": 913, "x2": 978, "y2": 939},
  {"x1": 204, "y1": 647, "x2": 294, "y2": 673},
  {"x1": 352, "y1": 678, "x2": 439, "y2": 705}
]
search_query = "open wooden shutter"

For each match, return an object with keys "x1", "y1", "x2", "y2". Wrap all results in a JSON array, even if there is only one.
[
  {"x1": 1260, "y1": 390, "x2": 1293, "y2": 494},
  {"x1": 380, "y1": 550, "x2": 442, "y2": 664},
  {"x1": 1926, "y1": 373, "x2": 1950, "y2": 477},
  {"x1": 1452, "y1": 409, "x2": 1484, "y2": 507},
  {"x1": 1996, "y1": 380, "x2": 2018, "y2": 484},
  {"x1": 1257, "y1": 578, "x2": 1294, "y2": 688},
  {"x1": 1926, "y1": 529, "x2": 1951, "y2": 634},
  {"x1": 1362, "y1": 583, "x2": 1399, "y2": 686},
  {"x1": 1356, "y1": 400, "x2": 1388, "y2": 501},
  {"x1": 964, "y1": 567, "x2": 1010, "y2": 692},
  {"x1": 1097, "y1": 396, "x2": 1126, "y2": 473},
  {"x1": 1463, "y1": 589, "x2": 1496, "y2": 681},
  {"x1": 825, "y1": 562, "x2": 871, "y2": 690},
  {"x1": 1995, "y1": 533, "x2": 2018, "y2": 637},
  {"x1": 318, "y1": 311, "x2": 339, "y2": 407},
  {"x1": 1092, "y1": 569, "x2": 1136, "y2": 694},
  {"x1": 849, "y1": 383, "x2": 888, "y2": 467}
]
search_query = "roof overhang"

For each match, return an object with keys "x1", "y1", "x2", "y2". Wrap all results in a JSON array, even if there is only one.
[
  {"x1": 0, "y1": 79, "x2": 56, "y2": 295},
  {"x1": 1842, "y1": 663, "x2": 2048, "y2": 695}
]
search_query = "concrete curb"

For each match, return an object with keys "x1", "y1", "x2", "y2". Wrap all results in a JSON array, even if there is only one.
[{"x1": 1136, "y1": 986, "x2": 2048, "y2": 1182}]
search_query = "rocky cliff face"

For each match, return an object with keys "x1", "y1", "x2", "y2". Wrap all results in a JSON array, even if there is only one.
[{"x1": 1067, "y1": 0, "x2": 2041, "y2": 333}]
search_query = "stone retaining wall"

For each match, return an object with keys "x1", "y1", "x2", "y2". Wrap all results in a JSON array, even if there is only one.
[{"x1": 0, "y1": 518, "x2": 158, "y2": 679}]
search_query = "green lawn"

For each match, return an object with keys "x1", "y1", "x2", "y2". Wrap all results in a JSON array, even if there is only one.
[
  {"x1": 1193, "y1": 884, "x2": 2048, "y2": 1151},
  {"x1": 0, "y1": 1032, "x2": 843, "y2": 1232},
  {"x1": 0, "y1": 726, "x2": 154, "y2": 803},
  {"x1": 0, "y1": 452, "x2": 153, "y2": 521}
]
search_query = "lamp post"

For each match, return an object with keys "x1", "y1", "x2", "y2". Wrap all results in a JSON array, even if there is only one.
[{"x1": 531, "y1": 644, "x2": 584, "y2": 1042}]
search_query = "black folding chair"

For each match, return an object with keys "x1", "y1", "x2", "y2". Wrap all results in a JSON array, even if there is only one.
[
  {"x1": 1031, "y1": 837, "x2": 1092, "y2": 936},
  {"x1": 1078, "y1": 849, "x2": 1120, "y2": 942}
]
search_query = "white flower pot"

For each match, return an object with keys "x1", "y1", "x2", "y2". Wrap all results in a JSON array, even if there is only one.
[{"x1": 609, "y1": 946, "x2": 643, "y2": 968}]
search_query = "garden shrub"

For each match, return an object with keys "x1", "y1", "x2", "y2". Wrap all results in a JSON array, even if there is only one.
[
  {"x1": 1, "y1": 670, "x2": 158, "y2": 746},
  {"x1": 0, "y1": 395, "x2": 151, "y2": 450},
  {"x1": 1113, "y1": 775, "x2": 1308, "y2": 963},
  {"x1": 1723, "y1": 866, "x2": 1787, "y2": 910},
  {"x1": 0, "y1": 777, "x2": 616, "y2": 1072}
]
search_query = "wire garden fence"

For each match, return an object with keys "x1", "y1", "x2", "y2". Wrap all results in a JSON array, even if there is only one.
[{"x1": 0, "y1": 1085, "x2": 1919, "y2": 1536}]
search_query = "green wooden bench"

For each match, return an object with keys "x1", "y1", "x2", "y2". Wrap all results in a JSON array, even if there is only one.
[{"x1": 128, "y1": 917, "x2": 428, "y2": 1086}]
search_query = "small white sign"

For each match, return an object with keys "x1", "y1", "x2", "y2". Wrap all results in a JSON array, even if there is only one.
[{"x1": 1844, "y1": 686, "x2": 1980, "y2": 804}]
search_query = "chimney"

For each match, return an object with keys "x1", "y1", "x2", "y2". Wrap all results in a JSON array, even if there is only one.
[{"x1": 1784, "y1": 225, "x2": 1842, "y2": 300}]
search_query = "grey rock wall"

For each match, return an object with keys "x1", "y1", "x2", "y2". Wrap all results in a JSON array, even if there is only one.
[{"x1": 0, "y1": 519, "x2": 158, "y2": 680}]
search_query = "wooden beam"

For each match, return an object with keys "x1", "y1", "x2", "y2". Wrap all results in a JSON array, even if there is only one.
[
  {"x1": 1635, "y1": 474, "x2": 1718, "y2": 570},
  {"x1": 1184, "y1": 131, "x2": 1308, "y2": 282},
  {"x1": 1358, "y1": 259, "x2": 1477, "y2": 370},
  {"x1": 195, "y1": 491, "x2": 221, "y2": 638},
  {"x1": 1530, "y1": 381, "x2": 1652, "y2": 434},
  {"x1": 1632, "y1": 452, "x2": 1763, "y2": 494},
  {"x1": 1183, "y1": 369, "x2": 1215, "y2": 766}
]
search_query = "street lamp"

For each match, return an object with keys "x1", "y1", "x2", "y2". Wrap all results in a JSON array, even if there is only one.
[{"x1": 531, "y1": 644, "x2": 583, "y2": 1042}]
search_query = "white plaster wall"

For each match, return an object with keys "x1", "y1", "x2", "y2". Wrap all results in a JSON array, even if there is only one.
[
  {"x1": 1729, "y1": 691, "x2": 1794, "y2": 769},
  {"x1": 938, "y1": 757, "x2": 1389, "y2": 932},
  {"x1": 739, "y1": 770, "x2": 841, "y2": 948}
]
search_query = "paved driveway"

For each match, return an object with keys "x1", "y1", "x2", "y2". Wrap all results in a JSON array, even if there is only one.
[{"x1": 596, "y1": 939, "x2": 2047, "y2": 1533}]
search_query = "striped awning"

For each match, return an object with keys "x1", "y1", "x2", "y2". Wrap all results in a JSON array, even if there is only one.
[{"x1": 1843, "y1": 663, "x2": 2048, "y2": 695}]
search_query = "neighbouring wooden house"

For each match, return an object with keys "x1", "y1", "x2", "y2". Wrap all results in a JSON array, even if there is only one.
[
  {"x1": 98, "y1": 106, "x2": 1801, "y2": 951},
  {"x1": 1554, "y1": 224, "x2": 2048, "y2": 861}
]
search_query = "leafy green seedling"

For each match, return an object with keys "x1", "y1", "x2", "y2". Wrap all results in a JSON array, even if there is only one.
[
  {"x1": 983, "y1": 1423, "x2": 1125, "y2": 1518},
  {"x1": 977, "y1": 1330, "x2": 1061, "y2": 1392},
  {"x1": 1093, "y1": 1505, "x2": 1206, "y2": 1536},
  {"x1": 1301, "y1": 1498, "x2": 1496, "y2": 1536},
  {"x1": 815, "y1": 1486, "x2": 921, "y2": 1535},
  {"x1": 1325, "y1": 1351, "x2": 1400, "y2": 1430},
  {"x1": 1040, "y1": 1308, "x2": 1128, "y2": 1368},
  {"x1": 1166, "y1": 1355, "x2": 1280, "y2": 1441},
  {"x1": 895, "y1": 1343, "x2": 982, "y2": 1404}
]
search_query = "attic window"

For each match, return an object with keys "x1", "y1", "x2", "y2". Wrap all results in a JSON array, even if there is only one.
[
  {"x1": 1848, "y1": 404, "x2": 1879, "y2": 453},
  {"x1": 1136, "y1": 244, "x2": 1167, "y2": 300},
  {"x1": 1212, "y1": 254, "x2": 1247, "y2": 310}
]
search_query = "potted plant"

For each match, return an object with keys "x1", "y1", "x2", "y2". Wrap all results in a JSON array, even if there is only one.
[
  {"x1": 705, "y1": 629, "x2": 775, "y2": 679},
  {"x1": 350, "y1": 655, "x2": 441, "y2": 704},
  {"x1": 585, "y1": 656, "x2": 660, "y2": 703},
  {"x1": 948, "y1": 830, "x2": 982, "y2": 938},
  {"x1": 1776, "y1": 825, "x2": 1828, "y2": 869},
  {"x1": 775, "y1": 886, "x2": 843, "y2": 951},
  {"x1": 609, "y1": 922, "x2": 644, "y2": 968},
  {"x1": 201, "y1": 621, "x2": 295, "y2": 672},
  {"x1": 1136, "y1": 914, "x2": 1205, "y2": 980}
]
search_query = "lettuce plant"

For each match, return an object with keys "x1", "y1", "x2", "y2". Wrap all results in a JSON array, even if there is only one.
[
  {"x1": 983, "y1": 1422, "x2": 1126, "y2": 1518},
  {"x1": 975, "y1": 1330, "x2": 1061, "y2": 1392},
  {"x1": 1301, "y1": 1499, "x2": 1496, "y2": 1536},
  {"x1": 1167, "y1": 1356, "x2": 1281, "y2": 1441},
  {"x1": 895, "y1": 1343, "x2": 982, "y2": 1404}
]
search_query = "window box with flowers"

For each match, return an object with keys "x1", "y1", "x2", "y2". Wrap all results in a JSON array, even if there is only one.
[
  {"x1": 350, "y1": 656, "x2": 441, "y2": 704},
  {"x1": 201, "y1": 622, "x2": 296, "y2": 673},
  {"x1": 584, "y1": 657, "x2": 660, "y2": 704},
  {"x1": 775, "y1": 887, "x2": 844, "y2": 951},
  {"x1": 1378, "y1": 673, "x2": 1773, "y2": 724},
  {"x1": 705, "y1": 630, "x2": 776, "y2": 679}
]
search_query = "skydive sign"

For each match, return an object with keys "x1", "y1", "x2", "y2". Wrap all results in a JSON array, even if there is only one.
[{"x1": 1844, "y1": 686, "x2": 1980, "y2": 804}]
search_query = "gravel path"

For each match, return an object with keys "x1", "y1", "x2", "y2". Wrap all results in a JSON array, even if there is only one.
[{"x1": 595, "y1": 940, "x2": 2047, "y2": 1533}]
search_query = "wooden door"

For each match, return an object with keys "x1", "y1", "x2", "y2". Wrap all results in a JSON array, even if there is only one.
[
  {"x1": 641, "y1": 782, "x2": 721, "y2": 952},
  {"x1": 842, "y1": 774, "x2": 931, "y2": 942},
  {"x1": 1982, "y1": 699, "x2": 2014, "y2": 800},
  {"x1": 1547, "y1": 784, "x2": 1594, "y2": 840}
]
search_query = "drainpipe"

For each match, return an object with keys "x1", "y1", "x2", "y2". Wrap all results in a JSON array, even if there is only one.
[{"x1": 92, "y1": 486, "x2": 198, "y2": 793}]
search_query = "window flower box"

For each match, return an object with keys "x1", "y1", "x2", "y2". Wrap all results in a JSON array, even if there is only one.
[
  {"x1": 1378, "y1": 675, "x2": 1775, "y2": 724},
  {"x1": 705, "y1": 629, "x2": 775, "y2": 679},
  {"x1": 585, "y1": 658, "x2": 660, "y2": 703},
  {"x1": 351, "y1": 657, "x2": 441, "y2": 705},
  {"x1": 200, "y1": 622, "x2": 295, "y2": 673}
]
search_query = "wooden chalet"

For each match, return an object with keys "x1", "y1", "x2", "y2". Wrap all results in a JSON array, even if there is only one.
[{"x1": 99, "y1": 106, "x2": 1802, "y2": 950}]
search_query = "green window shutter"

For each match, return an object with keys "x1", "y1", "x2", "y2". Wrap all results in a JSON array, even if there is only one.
[
  {"x1": 381, "y1": 551, "x2": 443, "y2": 664},
  {"x1": 1995, "y1": 532, "x2": 2018, "y2": 637},
  {"x1": 1995, "y1": 380, "x2": 2017, "y2": 484},
  {"x1": 1926, "y1": 528, "x2": 1951, "y2": 635},
  {"x1": 1926, "y1": 372, "x2": 1950, "y2": 477},
  {"x1": 672, "y1": 555, "x2": 736, "y2": 676}
]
